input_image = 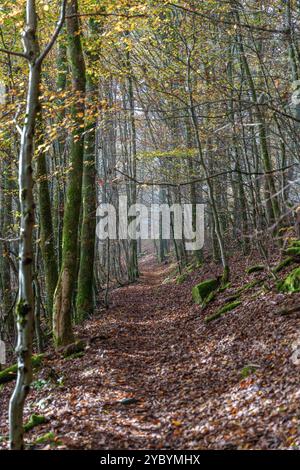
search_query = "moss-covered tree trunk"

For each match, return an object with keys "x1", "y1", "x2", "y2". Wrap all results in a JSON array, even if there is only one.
[
  {"x1": 53, "y1": 0, "x2": 86, "y2": 346},
  {"x1": 53, "y1": 36, "x2": 68, "y2": 269},
  {"x1": 36, "y1": 115, "x2": 58, "y2": 318},
  {"x1": 76, "y1": 20, "x2": 97, "y2": 322}
]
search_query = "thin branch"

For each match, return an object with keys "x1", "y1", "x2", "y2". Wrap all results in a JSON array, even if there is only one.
[
  {"x1": 36, "y1": 0, "x2": 67, "y2": 66},
  {"x1": 167, "y1": 3, "x2": 290, "y2": 35},
  {"x1": 0, "y1": 237, "x2": 20, "y2": 243},
  {"x1": 66, "y1": 12, "x2": 147, "y2": 19},
  {"x1": 13, "y1": 104, "x2": 22, "y2": 136},
  {"x1": 0, "y1": 47, "x2": 28, "y2": 60},
  {"x1": 115, "y1": 164, "x2": 298, "y2": 188},
  {"x1": 264, "y1": 103, "x2": 300, "y2": 123}
]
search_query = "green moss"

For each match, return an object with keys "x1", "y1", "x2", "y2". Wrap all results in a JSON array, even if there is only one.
[
  {"x1": 0, "y1": 354, "x2": 43, "y2": 384},
  {"x1": 246, "y1": 265, "x2": 265, "y2": 274},
  {"x1": 16, "y1": 298, "x2": 31, "y2": 326},
  {"x1": 24, "y1": 414, "x2": 47, "y2": 432},
  {"x1": 35, "y1": 432, "x2": 55, "y2": 444},
  {"x1": 202, "y1": 289, "x2": 218, "y2": 307},
  {"x1": 277, "y1": 267, "x2": 300, "y2": 293},
  {"x1": 31, "y1": 379, "x2": 49, "y2": 390},
  {"x1": 222, "y1": 265, "x2": 230, "y2": 284},
  {"x1": 284, "y1": 247, "x2": 300, "y2": 256},
  {"x1": 240, "y1": 364, "x2": 259, "y2": 379},
  {"x1": 219, "y1": 282, "x2": 231, "y2": 292},
  {"x1": 34, "y1": 431, "x2": 62, "y2": 446},
  {"x1": 204, "y1": 300, "x2": 241, "y2": 323},
  {"x1": 272, "y1": 256, "x2": 294, "y2": 273},
  {"x1": 216, "y1": 300, "x2": 242, "y2": 315},
  {"x1": 176, "y1": 273, "x2": 188, "y2": 284},
  {"x1": 192, "y1": 278, "x2": 219, "y2": 305}
]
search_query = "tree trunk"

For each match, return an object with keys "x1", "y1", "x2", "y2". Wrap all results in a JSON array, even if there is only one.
[
  {"x1": 9, "y1": 0, "x2": 40, "y2": 450},
  {"x1": 36, "y1": 115, "x2": 58, "y2": 319},
  {"x1": 53, "y1": 0, "x2": 86, "y2": 346},
  {"x1": 76, "y1": 19, "x2": 97, "y2": 322}
]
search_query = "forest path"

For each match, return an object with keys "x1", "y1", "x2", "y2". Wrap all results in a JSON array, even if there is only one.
[
  {"x1": 47, "y1": 254, "x2": 300, "y2": 449},
  {"x1": 1, "y1": 254, "x2": 300, "y2": 449}
]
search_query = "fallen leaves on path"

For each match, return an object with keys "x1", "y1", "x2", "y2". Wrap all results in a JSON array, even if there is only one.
[{"x1": 0, "y1": 254, "x2": 300, "y2": 449}]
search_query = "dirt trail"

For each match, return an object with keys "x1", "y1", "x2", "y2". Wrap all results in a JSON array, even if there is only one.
[{"x1": 0, "y1": 254, "x2": 299, "y2": 449}]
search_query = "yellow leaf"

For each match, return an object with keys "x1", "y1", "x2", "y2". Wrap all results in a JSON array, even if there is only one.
[{"x1": 171, "y1": 420, "x2": 182, "y2": 427}]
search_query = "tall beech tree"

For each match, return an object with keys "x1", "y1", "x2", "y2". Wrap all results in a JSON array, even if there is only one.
[
  {"x1": 53, "y1": 0, "x2": 86, "y2": 346},
  {"x1": 76, "y1": 19, "x2": 98, "y2": 322}
]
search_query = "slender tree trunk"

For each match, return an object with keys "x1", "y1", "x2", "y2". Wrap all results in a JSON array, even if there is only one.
[
  {"x1": 36, "y1": 115, "x2": 58, "y2": 319},
  {"x1": 1, "y1": 162, "x2": 13, "y2": 324},
  {"x1": 186, "y1": 49, "x2": 229, "y2": 282},
  {"x1": 235, "y1": 17, "x2": 280, "y2": 225},
  {"x1": 127, "y1": 52, "x2": 139, "y2": 282},
  {"x1": 9, "y1": 0, "x2": 41, "y2": 450}
]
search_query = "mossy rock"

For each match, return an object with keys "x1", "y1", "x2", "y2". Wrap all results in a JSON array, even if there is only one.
[
  {"x1": 277, "y1": 267, "x2": 300, "y2": 293},
  {"x1": 24, "y1": 414, "x2": 47, "y2": 432},
  {"x1": 246, "y1": 265, "x2": 265, "y2": 274},
  {"x1": 0, "y1": 354, "x2": 43, "y2": 385},
  {"x1": 204, "y1": 300, "x2": 241, "y2": 323},
  {"x1": 272, "y1": 256, "x2": 294, "y2": 273},
  {"x1": 192, "y1": 278, "x2": 219, "y2": 305}
]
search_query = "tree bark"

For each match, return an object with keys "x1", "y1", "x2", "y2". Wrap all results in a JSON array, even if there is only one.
[
  {"x1": 9, "y1": 0, "x2": 40, "y2": 450},
  {"x1": 53, "y1": 0, "x2": 86, "y2": 346}
]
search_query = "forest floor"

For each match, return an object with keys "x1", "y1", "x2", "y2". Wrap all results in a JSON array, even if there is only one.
[{"x1": 0, "y1": 253, "x2": 300, "y2": 450}]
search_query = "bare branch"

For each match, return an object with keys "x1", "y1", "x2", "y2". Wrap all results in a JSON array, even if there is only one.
[
  {"x1": 66, "y1": 12, "x2": 147, "y2": 19},
  {"x1": 0, "y1": 237, "x2": 20, "y2": 243},
  {"x1": 0, "y1": 47, "x2": 28, "y2": 60},
  {"x1": 36, "y1": 0, "x2": 67, "y2": 66},
  {"x1": 115, "y1": 164, "x2": 298, "y2": 188},
  {"x1": 167, "y1": 3, "x2": 289, "y2": 35}
]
